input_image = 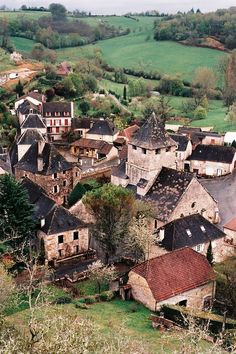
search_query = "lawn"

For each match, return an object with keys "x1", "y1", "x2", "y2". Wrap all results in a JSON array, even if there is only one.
[
  {"x1": 0, "y1": 10, "x2": 50, "y2": 20},
  {"x1": 0, "y1": 48, "x2": 16, "y2": 71},
  {"x1": 11, "y1": 36, "x2": 36, "y2": 53}
]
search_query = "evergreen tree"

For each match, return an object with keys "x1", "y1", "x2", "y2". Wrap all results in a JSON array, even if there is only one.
[
  {"x1": 0, "y1": 175, "x2": 35, "y2": 253},
  {"x1": 68, "y1": 182, "x2": 87, "y2": 207},
  {"x1": 206, "y1": 241, "x2": 214, "y2": 265},
  {"x1": 15, "y1": 80, "x2": 24, "y2": 97},
  {"x1": 123, "y1": 86, "x2": 127, "y2": 100}
]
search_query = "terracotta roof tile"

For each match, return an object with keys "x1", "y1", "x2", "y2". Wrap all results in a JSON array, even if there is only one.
[
  {"x1": 224, "y1": 216, "x2": 236, "y2": 231},
  {"x1": 131, "y1": 247, "x2": 215, "y2": 302}
]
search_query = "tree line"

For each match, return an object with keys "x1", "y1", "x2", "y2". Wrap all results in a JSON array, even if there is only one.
[{"x1": 154, "y1": 7, "x2": 236, "y2": 50}]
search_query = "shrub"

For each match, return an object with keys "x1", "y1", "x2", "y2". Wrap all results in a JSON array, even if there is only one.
[
  {"x1": 73, "y1": 300, "x2": 89, "y2": 309},
  {"x1": 84, "y1": 295, "x2": 97, "y2": 304},
  {"x1": 99, "y1": 291, "x2": 114, "y2": 302},
  {"x1": 54, "y1": 296, "x2": 72, "y2": 305},
  {"x1": 193, "y1": 105, "x2": 207, "y2": 120},
  {"x1": 129, "y1": 303, "x2": 138, "y2": 313}
]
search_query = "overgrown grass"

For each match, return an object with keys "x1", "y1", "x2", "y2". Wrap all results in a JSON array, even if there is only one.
[
  {"x1": 75, "y1": 279, "x2": 109, "y2": 296},
  {"x1": 11, "y1": 36, "x2": 36, "y2": 53}
]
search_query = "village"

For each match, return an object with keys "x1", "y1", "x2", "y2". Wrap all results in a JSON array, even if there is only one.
[{"x1": 0, "y1": 85, "x2": 236, "y2": 345}]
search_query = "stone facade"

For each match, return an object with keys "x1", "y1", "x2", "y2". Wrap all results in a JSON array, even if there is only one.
[
  {"x1": 86, "y1": 131, "x2": 119, "y2": 143},
  {"x1": 189, "y1": 159, "x2": 236, "y2": 177},
  {"x1": 38, "y1": 227, "x2": 89, "y2": 261},
  {"x1": 126, "y1": 144, "x2": 176, "y2": 186},
  {"x1": 175, "y1": 140, "x2": 192, "y2": 171},
  {"x1": 15, "y1": 168, "x2": 73, "y2": 205},
  {"x1": 128, "y1": 271, "x2": 215, "y2": 311}
]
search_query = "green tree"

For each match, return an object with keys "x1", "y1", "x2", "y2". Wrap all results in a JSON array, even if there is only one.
[
  {"x1": 0, "y1": 175, "x2": 35, "y2": 254},
  {"x1": 79, "y1": 100, "x2": 90, "y2": 115},
  {"x1": 68, "y1": 183, "x2": 87, "y2": 207},
  {"x1": 15, "y1": 80, "x2": 24, "y2": 97},
  {"x1": 206, "y1": 241, "x2": 214, "y2": 265},
  {"x1": 49, "y1": 3, "x2": 67, "y2": 21},
  {"x1": 83, "y1": 184, "x2": 136, "y2": 263},
  {"x1": 123, "y1": 86, "x2": 127, "y2": 100}
]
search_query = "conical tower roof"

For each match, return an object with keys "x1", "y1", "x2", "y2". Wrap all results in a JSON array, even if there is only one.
[{"x1": 131, "y1": 112, "x2": 177, "y2": 150}]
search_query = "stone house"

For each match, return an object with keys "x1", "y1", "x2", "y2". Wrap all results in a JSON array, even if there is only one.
[
  {"x1": 85, "y1": 118, "x2": 119, "y2": 143},
  {"x1": 188, "y1": 144, "x2": 236, "y2": 176},
  {"x1": 192, "y1": 132, "x2": 224, "y2": 146},
  {"x1": 15, "y1": 92, "x2": 46, "y2": 124},
  {"x1": 14, "y1": 141, "x2": 74, "y2": 205},
  {"x1": 55, "y1": 61, "x2": 73, "y2": 77},
  {"x1": 143, "y1": 167, "x2": 219, "y2": 230},
  {"x1": 155, "y1": 214, "x2": 226, "y2": 262},
  {"x1": 42, "y1": 101, "x2": 74, "y2": 141},
  {"x1": 37, "y1": 205, "x2": 89, "y2": 262},
  {"x1": 71, "y1": 118, "x2": 96, "y2": 138},
  {"x1": 128, "y1": 247, "x2": 216, "y2": 311},
  {"x1": 170, "y1": 134, "x2": 192, "y2": 170},
  {"x1": 71, "y1": 138, "x2": 118, "y2": 163}
]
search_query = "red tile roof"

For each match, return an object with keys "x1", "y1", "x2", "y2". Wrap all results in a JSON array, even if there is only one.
[
  {"x1": 224, "y1": 216, "x2": 236, "y2": 231},
  {"x1": 71, "y1": 138, "x2": 113, "y2": 155},
  {"x1": 119, "y1": 124, "x2": 140, "y2": 141},
  {"x1": 130, "y1": 247, "x2": 215, "y2": 302}
]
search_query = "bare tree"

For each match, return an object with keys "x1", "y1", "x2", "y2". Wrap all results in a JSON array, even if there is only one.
[{"x1": 87, "y1": 260, "x2": 117, "y2": 294}]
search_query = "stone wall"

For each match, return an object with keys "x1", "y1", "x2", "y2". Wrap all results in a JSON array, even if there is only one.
[
  {"x1": 15, "y1": 168, "x2": 73, "y2": 205},
  {"x1": 38, "y1": 227, "x2": 89, "y2": 261},
  {"x1": 170, "y1": 179, "x2": 218, "y2": 224},
  {"x1": 126, "y1": 144, "x2": 176, "y2": 185},
  {"x1": 176, "y1": 141, "x2": 192, "y2": 171},
  {"x1": 128, "y1": 271, "x2": 215, "y2": 311},
  {"x1": 189, "y1": 159, "x2": 236, "y2": 176}
]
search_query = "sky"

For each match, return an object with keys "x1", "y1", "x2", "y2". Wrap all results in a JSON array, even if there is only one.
[{"x1": 1, "y1": 0, "x2": 236, "y2": 14}]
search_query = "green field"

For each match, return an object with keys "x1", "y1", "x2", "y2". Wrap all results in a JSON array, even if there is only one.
[
  {"x1": 12, "y1": 36, "x2": 36, "y2": 53},
  {"x1": 0, "y1": 10, "x2": 50, "y2": 20}
]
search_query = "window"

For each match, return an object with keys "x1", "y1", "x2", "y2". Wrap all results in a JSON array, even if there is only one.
[
  {"x1": 53, "y1": 173, "x2": 58, "y2": 179},
  {"x1": 65, "y1": 119, "x2": 68, "y2": 126},
  {"x1": 53, "y1": 185, "x2": 59, "y2": 193},
  {"x1": 156, "y1": 149, "x2": 160, "y2": 155},
  {"x1": 191, "y1": 202, "x2": 196, "y2": 208},
  {"x1": 154, "y1": 220, "x2": 158, "y2": 229},
  {"x1": 195, "y1": 244, "x2": 203, "y2": 252},
  {"x1": 186, "y1": 229, "x2": 192, "y2": 237},
  {"x1": 58, "y1": 249, "x2": 64, "y2": 257},
  {"x1": 73, "y1": 231, "x2": 79, "y2": 240},
  {"x1": 58, "y1": 235, "x2": 64, "y2": 244},
  {"x1": 63, "y1": 180, "x2": 67, "y2": 187},
  {"x1": 56, "y1": 127, "x2": 60, "y2": 133},
  {"x1": 63, "y1": 170, "x2": 66, "y2": 175},
  {"x1": 142, "y1": 148, "x2": 147, "y2": 154},
  {"x1": 74, "y1": 245, "x2": 79, "y2": 254},
  {"x1": 203, "y1": 296, "x2": 212, "y2": 310},
  {"x1": 200, "y1": 225, "x2": 206, "y2": 233},
  {"x1": 132, "y1": 145, "x2": 137, "y2": 150},
  {"x1": 166, "y1": 147, "x2": 171, "y2": 152}
]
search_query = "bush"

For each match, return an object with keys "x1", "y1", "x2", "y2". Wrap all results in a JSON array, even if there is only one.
[
  {"x1": 54, "y1": 296, "x2": 72, "y2": 305},
  {"x1": 99, "y1": 291, "x2": 114, "y2": 302},
  {"x1": 193, "y1": 105, "x2": 207, "y2": 120},
  {"x1": 84, "y1": 295, "x2": 97, "y2": 304},
  {"x1": 73, "y1": 300, "x2": 89, "y2": 309},
  {"x1": 129, "y1": 303, "x2": 138, "y2": 313}
]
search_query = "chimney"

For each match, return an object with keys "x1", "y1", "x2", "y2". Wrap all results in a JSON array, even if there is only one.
[
  {"x1": 159, "y1": 228, "x2": 165, "y2": 242},
  {"x1": 40, "y1": 218, "x2": 45, "y2": 227},
  {"x1": 38, "y1": 140, "x2": 45, "y2": 155}
]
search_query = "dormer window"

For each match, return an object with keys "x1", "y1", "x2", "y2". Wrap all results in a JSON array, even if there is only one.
[
  {"x1": 53, "y1": 173, "x2": 58, "y2": 179},
  {"x1": 200, "y1": 225, "x2": 206, "y2": 233},
  {"x1": 186, "y1": 229, "x2": 192, "y2": 237}
]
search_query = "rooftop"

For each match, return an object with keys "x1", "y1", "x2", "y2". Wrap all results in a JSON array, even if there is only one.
[
  {"x1": 189, "y1": 144, "x2": 236, "y2": 164},
  {"x1": 15, "y1": 141, "x2": 73, "y2": 175},
  {"x1": 131, "y1": 112, "x2": 177, "y2": 150},
  {"x1": 42, "y1": 102, "x2": 72, "y2": 115},
  {"x1": 87, "y1": 118, "x2": 118, "y2": 136},
  {"x1": 224, "y1": 216, "x2": 236, "y2": 232},
  {"x1": 21, "y1": 114, "x2": 46, "y2": 130},
  {"x1": 144, "y1": 167, "x2": 194, "y2": 221},
  {"x1": 71, "y1": 138, "x2": 113, "y2": 155},
  {"x1": 17, "y1": 129, "x2": 46, "y2": 145},
  {"x1": 158, "y1": 214, "x2": 225, "y2": 251},
  {"x1": 131, "y1": 247, "x2": 215, "y2": 302},
  {"x1": 41, "y1": 205, "x2": 85, "y2": 235},
  {"x1": 170, "y1": 134, "x2": 190, "y2": 152}
]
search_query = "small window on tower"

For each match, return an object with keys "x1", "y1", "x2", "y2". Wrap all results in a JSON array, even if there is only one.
[
  {"x1": 155, "y1": 149, "x2": 160, "y2": 154},
  {"x1": 132, "y1": 145, "x2": 137, "y2": 150},
  {"x1": 142, "y1": 148, "x2": 147, "y2": 154}
]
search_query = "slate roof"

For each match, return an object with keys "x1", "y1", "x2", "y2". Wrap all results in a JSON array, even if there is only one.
[
  {"x1": 18, "y1": 129, "x2": 45, "y2": 145},
  {"x1": 21, "y1": 178, "x2": 55, "y2": 219},
  {"x1": 15, "y1": 142, "x2": 73, "y2": 175},
  {"x1": 189, "y1": 144, "x2": 236, "y2": 163},
  {"x1": 87, "y1": 119, "x2": 118, "y2": 136},
  {"x1": 72, "y1": 118, "x2": 97, "y2": 130},
  {"x1": 112, "y1": 160, "x2": 128, "y2": 179},
  {"x1": 130, "y1": 247, "x2": 215, "y2": 302},
  {"x1": 71, "y1": 138, "x2": 113, "y2": 155},
  {"x1": 224, "y1": 216, "x2": 236, "y2": 232},
  {"x1": 41, "y1": 206, "x2": 85, "y2": 235},
  {"x1": 178, "y1": 126, "x2": 202, "y2": 135},
  {"x1": 158, "y1": 214, "x2": 225, "y2": 251},
  {"x1": 170, "y1": 134, "x2": 190, "y2": 152},
  {"x1": 21, "y1": 114, "x2": 46, "y2": 129},
  {"x1": 42, "y1": 102, "x2": 72, "y2": 115},
  {"x1": 144, "y1": 167, "x2": 194, "y2": 221},
  {"x1": 0, "y1": 157, "x2": 12, "y2": 174},
  {"x1": 131, "y1": 112, "x2": 177, "y2": 150}
]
